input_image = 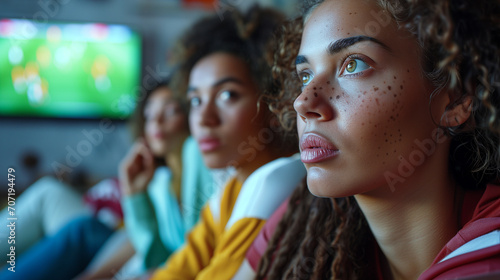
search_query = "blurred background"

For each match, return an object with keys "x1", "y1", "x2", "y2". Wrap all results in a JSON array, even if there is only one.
[{"x1": 0, "y1": 0, "x2": 299, "y2": 195}]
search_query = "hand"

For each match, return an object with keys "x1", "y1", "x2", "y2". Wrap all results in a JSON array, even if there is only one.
[{"x1": 119, "y1": 139, "x2": 156, "y2": 196}]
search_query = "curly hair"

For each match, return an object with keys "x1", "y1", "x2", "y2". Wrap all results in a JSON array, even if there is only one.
[
  {"x1": 261, "y1": 16, "x2": 305, "y2": 153},
  {"x1": 378, "y1": 0, "x2": 500, "y2": 188},
  {"x1": 256, "y1": 182, "x2": 374, "y2": 280},
  {"x1": 169, "y1": 6, "x2": 298, "y2": 153},
  {"x1": 255, "y1": 0, "x2": 500, "y2": 279}
]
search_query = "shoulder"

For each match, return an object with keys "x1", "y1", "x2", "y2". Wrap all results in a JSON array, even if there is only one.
[
  {"x1": 421, "y1": 184, "x2": 500, "y2": 279},
  {"x1": 225, "y1": 155, "x2": 306, "y2": 230},
  {"x1": 458, "y1": 183, "x2": 500, "y2": 245},
  {"x1": 207, "y1": 177, "x2": 240, "y2": 225},
  {"x1": 149, "y1": 166, "x2": 171, "y2": 189},
  {"x1": 182, "y1": 136, "x2": 197, "y2": 154},
  {"x1": 420, "y1": 235, "x2": 500, "y2": 279},
  {"x1": 182, "y1": 136, "x2": 204, "y2": 164},
  {"x1": 180, "y1": 136, "x2": 215, "y2": 197},
  {"x1": 246, "y1": 198, "x2": 290, "y2": 271},
  {"x1": 460, "y1": 184, "x2": 500, "y2": 243}
]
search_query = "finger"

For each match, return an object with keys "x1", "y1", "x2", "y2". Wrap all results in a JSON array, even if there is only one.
[
  {"x1": 136, "y1": 141, "x2": 155, "y2": 168},
  {"x1": 120, "y1": 141, "x2": 147, "y2": 177}
]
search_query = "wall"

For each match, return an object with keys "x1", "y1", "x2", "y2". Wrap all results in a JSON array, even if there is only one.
[
  {"x1": 0, "y1": 0, "x2": 209, "y2": 191},
  {"x1": 0, "y1": 0, "x2": 299, "y2": 191}
]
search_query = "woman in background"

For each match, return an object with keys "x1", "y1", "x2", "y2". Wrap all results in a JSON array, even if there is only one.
[
  {"x1": 151, "y1": 5, "x2": 306, "y2": 280},
  {"x1": 0, "y1": 79, "x2": 215, "y2": 280},
  {"x1": 79, "y1": 79, "x2": 216, "y2": 280},
  {"x1": 116, "y1": 79, "x2": 216, "y2": 278}
]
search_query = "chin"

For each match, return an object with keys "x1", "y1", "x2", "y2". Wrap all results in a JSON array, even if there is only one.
[
  {"x1": 201, "y1": 155, "x2": 229, "y2": 170},
  {"x1": 304, "y1": 167, "x2": 330, "y2": 196},
  {"x1": 306, "y1": 172, "x2": 337, "y2": 198},
  {"x1": 150, "y1": 146, "x2": 167, "y2": 158},
  {"x1": 306, "y1": 168, "x2": 360, "y2": 198},
  {"x1": 307, "y1": 181, "x2": 359, "y2": 198},
  {"x1": 307, "y1": 185, "x2": 329, "y2": 198}
]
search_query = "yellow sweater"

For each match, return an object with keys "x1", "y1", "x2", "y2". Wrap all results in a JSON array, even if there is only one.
[
  {"x1": 152, "y1": 155, "x2": 306, "y2": 280},
  {"x1": 151, "y1": 177, "x2": 265, "y2": 280}
]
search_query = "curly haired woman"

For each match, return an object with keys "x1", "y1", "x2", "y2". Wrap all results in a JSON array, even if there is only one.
[
  {"x1": 150, "y1": 5, "x2": 306, "y2": 280},
  {"x1": 240, "y1": 0, "x2": 500, "y2": 279}
]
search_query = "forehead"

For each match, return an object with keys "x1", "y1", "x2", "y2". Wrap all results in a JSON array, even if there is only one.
[
  {"x1": 300, "y1": 0, "x2": 399, "y2": 54},
  {"x1": 146, "y1": 87, "x2": 177, "y2": 107},
  {"x1": 189, "y1": 52, "x2": 252, "y2": 86}
]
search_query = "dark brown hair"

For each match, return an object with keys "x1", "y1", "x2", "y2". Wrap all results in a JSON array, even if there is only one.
[
  {"x1": 262, "y1": 17, "x2": 304, "y2": 148},
  {"x1": 130, "y1": 78, "x2": 188, "y2": 165},
  {"x1": 170, "y1": 5, "x2": 299, "y2": 154},
  {"x1": 132, "y1": 79, "x2": 170, "y2": 140},
  {"x1": 256, "y1": 0, "x2": 500, "y2": 279}
]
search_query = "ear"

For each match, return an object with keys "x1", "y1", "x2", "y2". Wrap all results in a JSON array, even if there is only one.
[{"x1": 441, "y1": 96, "x2": 473, "y2": 127}]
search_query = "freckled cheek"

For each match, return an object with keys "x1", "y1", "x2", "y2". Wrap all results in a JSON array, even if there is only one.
[{"x1": 341, "y1": 84, "x2": 406, "y2": 166}]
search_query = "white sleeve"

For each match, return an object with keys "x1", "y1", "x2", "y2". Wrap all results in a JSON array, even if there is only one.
[{"x1": 226, "y1": 154, "x2": 306, "y2": 230}]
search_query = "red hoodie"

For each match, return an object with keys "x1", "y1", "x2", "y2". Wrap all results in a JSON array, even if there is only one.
[
  {"x1": 419, "y1": 184, "x2": 500, "y2": 279},
  {"x1": 247, "y1": 184, "x2": 500, "y2": 279}
]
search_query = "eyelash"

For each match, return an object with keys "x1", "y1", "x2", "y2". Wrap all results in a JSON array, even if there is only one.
[
  {"x1": 188, "y1": 96, "x2": 201, "y2": 108},
  {"x1": 339, "y1": 54, "x2": 372, "y2": 77},
  {"x1": 297, "y1": 54, "x2": 373, "y2": 88},
  {"x1": 219, "y1": 90, "x2": 239, "y2": 102},
  {"x1": 298, "y1": 70, "x2": 314, "y2": 89},
  {"x1": 188, "y1": 90, "x2": 239, "y2": 109}
]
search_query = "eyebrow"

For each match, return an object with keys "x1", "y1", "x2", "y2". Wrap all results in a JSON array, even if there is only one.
[
  {"x1": 188, "y1": 77, "x2": 244, "y2": 93},
  {"x1": 328, "y1": 35, "x2": 390, "y2": 55},
  {"x1": 295, "y1": 35, "x2": 391, "y2": 66},
  {"x1": 295, "y1": 55, "x2": 308, "y2": 66}
]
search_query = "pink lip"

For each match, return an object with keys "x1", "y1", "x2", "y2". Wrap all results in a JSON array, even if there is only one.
[
  {"x1": 198, "y1": 137, "x2": 221, "y2": 152},
  {"x1": 299, "y1": 133, "x2": 339, "y2": 163},
  {"x1": 153, "y1": 132, "x2": 166, "y2": 139}
]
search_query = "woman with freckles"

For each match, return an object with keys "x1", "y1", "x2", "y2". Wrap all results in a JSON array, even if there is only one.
[{"x1": 238, "y1": 0, "x2": 500, "y2": 279}]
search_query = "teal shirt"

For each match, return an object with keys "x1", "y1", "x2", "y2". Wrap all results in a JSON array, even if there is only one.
[{"x1": 121, "y1": 137, "x2": 215, "y2": 270}]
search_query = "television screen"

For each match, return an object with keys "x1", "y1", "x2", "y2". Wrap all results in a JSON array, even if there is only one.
[{"x1": 0, "y1": 19, "x2": 142, "y2": 119}]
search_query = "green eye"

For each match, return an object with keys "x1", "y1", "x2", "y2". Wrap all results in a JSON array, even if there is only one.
[
  {"x1": 301, "y1": 72, "x2": 312, "y2": 86},
  {"x1": 344, "y1": 58, "x2": 370, "y2": 75},
  {"x1": 346, "y1": 60, "x2": 357, "y2": 73}
]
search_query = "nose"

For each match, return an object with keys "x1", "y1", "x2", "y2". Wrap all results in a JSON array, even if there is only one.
[
  {"x1": 294, "y1": 80, "x2": 335, "y2": 122},
  {"x1": 151, "y1": 110, "x2": 164, "y2": 126},
  {"x1": 198, "y1": 101, "x2": 220, "y2": 127}
]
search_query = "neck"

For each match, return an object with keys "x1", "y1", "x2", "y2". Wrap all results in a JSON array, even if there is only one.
[
  {"x1": 354, "y1": 147, "x2": 459, "y2": 280},
  {"x1": 234, "y1": 148, "x2": 281, "y2": 183}
]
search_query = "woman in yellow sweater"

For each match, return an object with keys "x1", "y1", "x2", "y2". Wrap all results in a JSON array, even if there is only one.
[{"x1": 151, "y1": 5, "x2": 306, "y2": 280}]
